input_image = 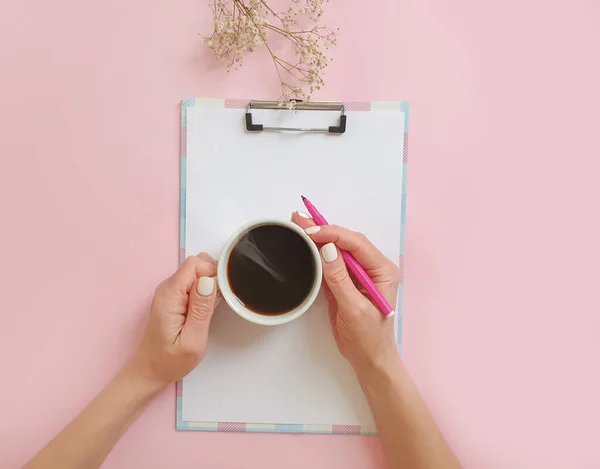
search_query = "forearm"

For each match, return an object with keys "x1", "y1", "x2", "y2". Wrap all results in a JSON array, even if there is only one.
[
  {"x1": 356, "y1": 356, "x2": 462, "y2": 469},
  {"x1": 24, "y1": 364, "x2": 165, "y2": 469}
]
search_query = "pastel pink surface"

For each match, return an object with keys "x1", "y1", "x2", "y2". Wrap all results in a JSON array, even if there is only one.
[{"x1": 1, "y1": 1, "x2": 599, "y2": 469}]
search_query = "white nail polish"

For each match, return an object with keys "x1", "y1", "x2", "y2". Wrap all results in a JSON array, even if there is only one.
[
  {"x1": 321, "y1": 243, "x2": 338, "y2": 263},
  {"x1": 296, "y1": 210, "x2": 311, "y2": 219},
  {"x1": 198, "y1": 277, "x2": 215, "y2": 296},
  {"x1": 305, "y1": 226, "x2": 321, "y2": 235}
]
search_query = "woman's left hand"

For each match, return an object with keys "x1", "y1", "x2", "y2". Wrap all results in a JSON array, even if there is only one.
[
  {"x1": 129, "y1": 253, "x2": 219, "y2": 386},
  {"x1": 24, "y1": 253, "x2": 221, "y2": 469}
]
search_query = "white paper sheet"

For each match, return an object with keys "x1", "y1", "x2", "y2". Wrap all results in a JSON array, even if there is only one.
[{"x1": 182, "y1": 105, "x2": 405, "y2": 428}]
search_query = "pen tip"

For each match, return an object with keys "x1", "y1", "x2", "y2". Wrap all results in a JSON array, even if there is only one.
[{"x1": 301, "y1": 195, "x2": 307, "y2": 201}]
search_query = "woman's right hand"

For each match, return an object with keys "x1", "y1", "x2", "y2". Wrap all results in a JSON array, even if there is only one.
[
  {"x1": 292, "y1": 214, "x2": 401, "y2": 374},
  {"x1": 294, "y1": 215, "x2": 463, "y2": 469}
]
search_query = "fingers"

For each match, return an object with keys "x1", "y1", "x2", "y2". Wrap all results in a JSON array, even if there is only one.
[
  {"x1": 197, "y1": 252, "x2": 217, "y2": 266},
  {"x1": 304, "y1": 225, "x2": 397, "y2": 281},
  {"x1": 320, "y1": 242, "x2": 364, "y2": 306},
  {"x1": 195, "y1": 253, "x2": 221, "y2": 304},
  {"x1": 183, "y1": 276, "x2": 218, "y2": 344},
  {"x1": 167, "y1": 255, "x2": 218, "y2": 294},
  {"x1": 291, "y1": 210, "x2": 316, "y2": 231}
]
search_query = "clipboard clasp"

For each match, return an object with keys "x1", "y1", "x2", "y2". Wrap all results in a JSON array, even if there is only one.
[{"x1": 245, "y1": 100, "x2": 346, "y2": 134}]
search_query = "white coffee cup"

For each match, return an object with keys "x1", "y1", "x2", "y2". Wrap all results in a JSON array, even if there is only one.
[{"x1": 217, "y1": 219, "x2": 323, "y2": 326}]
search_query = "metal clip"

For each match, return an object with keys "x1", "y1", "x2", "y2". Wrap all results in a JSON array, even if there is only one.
[{"x1": 245, "y1": 100, "x2": 346, "y2": 134}]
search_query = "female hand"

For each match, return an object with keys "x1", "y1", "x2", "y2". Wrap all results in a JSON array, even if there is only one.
[
  {"x1": 293, "y1": 213, "x2": 400, "y2": 373},
  {"x1": 23, "y1": 254, "x2": 220, "y2": 469},
  {"x1": 128, "y1": 253, "x2": 219, "y2": 386}
]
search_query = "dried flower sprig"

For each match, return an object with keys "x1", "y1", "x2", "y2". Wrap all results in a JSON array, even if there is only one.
[{"x1": 202, "y1": 0, "x2": 338, "y2": 102}]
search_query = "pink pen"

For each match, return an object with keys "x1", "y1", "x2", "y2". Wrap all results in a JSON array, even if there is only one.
[{"x1": 301, "y1": 196, "x2": 395, "y2": 318}]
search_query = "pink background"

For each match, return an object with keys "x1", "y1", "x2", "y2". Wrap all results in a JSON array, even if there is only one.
[{"x1": 1, "y1": 0, "x2": 599, "y2": 467}]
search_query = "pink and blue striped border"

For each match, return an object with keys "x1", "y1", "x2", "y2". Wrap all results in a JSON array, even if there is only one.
[{"x1": 177, "y1": 98, "x2": 409, "y2": 434}]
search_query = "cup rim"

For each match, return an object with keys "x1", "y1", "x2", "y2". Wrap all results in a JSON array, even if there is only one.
[{"x1": 217, "y1": 218, "x2": 323, "y2": 326}]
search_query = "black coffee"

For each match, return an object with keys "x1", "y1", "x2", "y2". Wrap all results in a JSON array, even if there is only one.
[{"x1": 227, "y1": 224, "x2": 316, "y2": 315}]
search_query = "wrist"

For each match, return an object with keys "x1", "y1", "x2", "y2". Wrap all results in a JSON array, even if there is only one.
[
  {"x1": 352, "y1": 349, "x2": 402, "y2": 387},
  {"x1": 120, "y1": 361, "x2": 168, "y2": 399}
]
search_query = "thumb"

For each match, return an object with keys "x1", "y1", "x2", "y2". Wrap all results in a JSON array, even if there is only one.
[
  {"x1": 184, "y1": 276, "x2": 218, "y2": 342},
  {"x1": 320, "y1": 243, "x2": 363, "y2": 305}
]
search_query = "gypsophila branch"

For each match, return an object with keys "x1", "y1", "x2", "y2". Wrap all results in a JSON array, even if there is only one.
[{"x1": 202, "y1": 0, "x2": 338, "y2": 103}]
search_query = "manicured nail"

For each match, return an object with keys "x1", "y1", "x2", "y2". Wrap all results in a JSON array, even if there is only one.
[
  {"x1": 197, "y1": 277, "x2": 215, "y2": 296},
  {"x1": 305, "y1": 226, "x2": 321, "y2": 235},
  {"x1": 321, "y1": 243, "x2": 338, "y2": 263},
  {"x1": 296, "y1": 210, "x2": 311, "y2": 219}
]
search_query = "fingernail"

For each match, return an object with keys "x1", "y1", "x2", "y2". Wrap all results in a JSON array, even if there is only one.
[
  {"x1": 321, "y1": 243, "x2": 338, "y2": 263},
  {"x1": 305, "y1": 226, "x2": 321, "y2": 235},
  {"x1": 197, "y1": 277, "x2": 215, "y2": 296},
  {"x1": 296, "y1": 210, "x2": 311, "y2": 219}
]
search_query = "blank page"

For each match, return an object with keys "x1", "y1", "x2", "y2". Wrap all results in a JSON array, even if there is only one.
[{"x1": 182, "y1": 105, "x2": 405, "y2": 428}]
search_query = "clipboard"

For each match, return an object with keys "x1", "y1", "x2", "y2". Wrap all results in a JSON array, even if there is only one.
[{"x1": 177, "y1": 98, "x2": 409, "y2": 434}]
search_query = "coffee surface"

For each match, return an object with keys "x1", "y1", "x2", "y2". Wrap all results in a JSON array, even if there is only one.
[{"x1": 227, "y1": 224, "x2": 315, "y2": 315}]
